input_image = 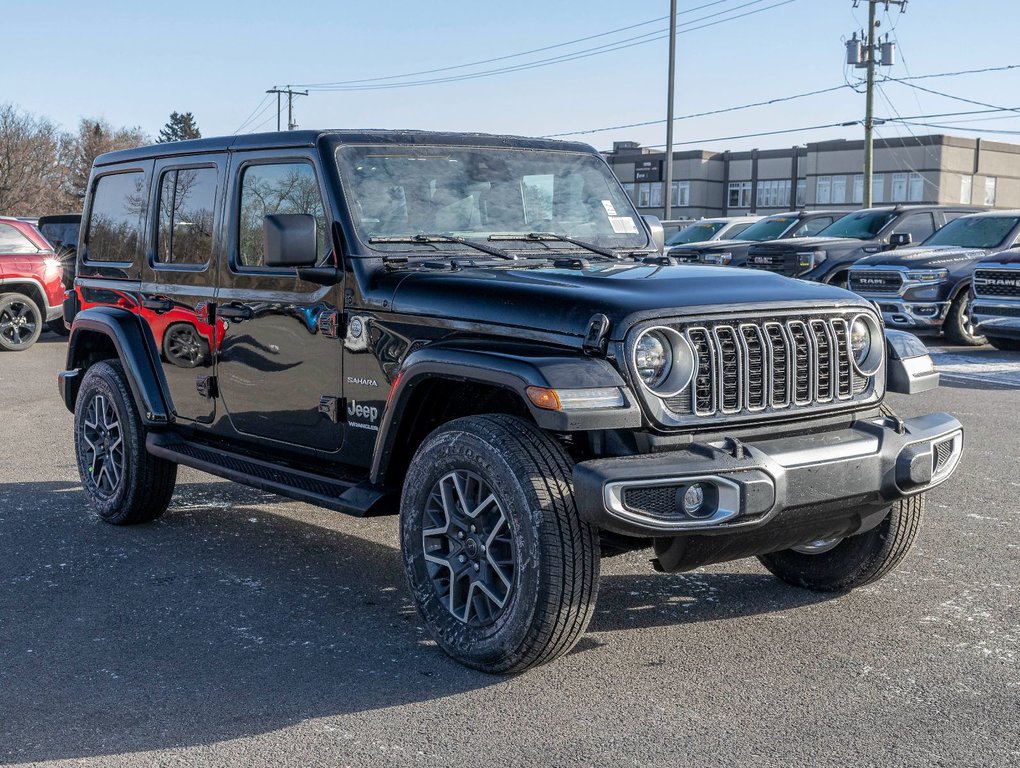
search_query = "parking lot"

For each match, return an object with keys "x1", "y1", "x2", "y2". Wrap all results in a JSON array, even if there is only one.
[{"x1": 1, "y1": 335, "x2": 1017, "y2": 767}]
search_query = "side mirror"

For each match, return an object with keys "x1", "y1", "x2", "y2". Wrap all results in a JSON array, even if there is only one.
[
  {"x1": 263, "y1": 214, "x2": 317, "y2": 268},
  {"x1": 889, "y1": 232, "x2": 912, "y2": 248},
  {"x1": 642, "y1": 215, "x2": 665, "y2": 253}
]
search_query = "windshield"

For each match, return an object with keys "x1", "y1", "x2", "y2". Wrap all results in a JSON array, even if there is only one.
[
  {"x1": 666, "y1": 222, "x2": 725, "y2": 245},
  {"x1": 923, "y1": 215, "x2": 1019, "y2": 249},
  {"x1": 334, "y1": 144, "x2": 646, "y2": 251},
  {"x1": 731, "y1": 216, "x2": 797, "y2": 242},
  {"x1": 817, "y1": 210, "x2": 897, "y2": 240}
]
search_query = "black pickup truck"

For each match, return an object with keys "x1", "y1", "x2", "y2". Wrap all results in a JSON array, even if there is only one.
[
  {"x1": 972, "y1": 247, "x2": 1020, "y2": 350},
  {"x1": 59, "y1": 130, "x2": 961, "y2": 673},
  {"x1": 742, "y1": 205, "x2": 981, "y2": 286},
  {"x1": 667, "y1": 210, "x2": 841, "y2": 266},
  {"x1": 849, "y1": 211, "x2": 1020, "y2": 345}
]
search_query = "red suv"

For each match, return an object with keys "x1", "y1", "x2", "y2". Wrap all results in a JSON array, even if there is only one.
[{"x1": 0, "y1": 216, "x2": 65, "y2": 351}]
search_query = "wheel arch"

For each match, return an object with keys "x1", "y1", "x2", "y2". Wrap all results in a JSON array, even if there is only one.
[
  {"x1": 0, "y1": 279, "x2": 48, "y2": 315},
  {"x1": 60, "y1": 306, "x2": 171, "y2": 424},
  {"x1": 369, "y1": 344, "x2": 640, "y2": 487}
]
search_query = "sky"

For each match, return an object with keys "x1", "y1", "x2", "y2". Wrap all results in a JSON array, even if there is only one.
[{"x1": 3, "y1": 0, "x2": 1019, "y2": 154}]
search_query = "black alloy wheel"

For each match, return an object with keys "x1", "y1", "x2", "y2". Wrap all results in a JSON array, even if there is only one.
[
  {"x1": 0, "y1": 293, "x2": 42, "y2": 351},
  {"x1": 80, "y1": 392, "x2": 125, "y2": 498}
]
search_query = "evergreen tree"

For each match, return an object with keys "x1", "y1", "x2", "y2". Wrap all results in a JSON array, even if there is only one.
[{"x1": 157, "y1": 111, "x2": 201, "y2": 143}]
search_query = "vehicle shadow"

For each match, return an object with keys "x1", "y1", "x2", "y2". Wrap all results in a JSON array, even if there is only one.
[{"x1": 0, "y1": 479, "x2": 824, "y2": 763}]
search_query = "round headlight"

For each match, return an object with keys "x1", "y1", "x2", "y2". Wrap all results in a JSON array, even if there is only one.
[
  {"x1": 635, "y1": 331, "x2": 672, "y2": 388},
  {"x1": 850, "y1": 314, "x2": 883, "y2": 375}
]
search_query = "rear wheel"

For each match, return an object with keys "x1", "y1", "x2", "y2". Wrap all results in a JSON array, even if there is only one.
[
  {"x1": 74, "y1": 360, "x2": 177, "y2": 524},
  {"x1": 944, "y1": 292, "x2": 985, "y2": 346},
  {"x1": 758, "y1": 494, "x2": 924, "y2": 592},
  {"x1": 400, "y1": 414, "x2": 599, "y2": 674},
  {"x1": 0, "y1": 293, "x2": 42, "y2": 351},
  {"x1": 987, "y1": 336, "x2": 1020, "y2": 351}
]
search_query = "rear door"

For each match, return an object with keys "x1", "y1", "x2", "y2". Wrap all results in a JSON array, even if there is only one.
[
  {"x1": 213, "y1": 150, "x2": 345, "y2": 452},
  {"x1": 140, "y1": 156, "x2": 225, "y2": 424}
]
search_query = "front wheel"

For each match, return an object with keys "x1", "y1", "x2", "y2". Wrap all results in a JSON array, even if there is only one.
[
  {"x1": 944, "y1": 292, "x2": 985, "y2": 346},
  {"x1": 987, "y1": 336, "x2": 1020, "y2": 352},
  {"x1": 74, "y1": 360, "x2": 177, "y2": 524},
  {"x1": 758, "y1": 494, "x2": 925, "y2": 592},
  {"x1": 400, "y1": 414, "x2": 599, "y2": 674}
]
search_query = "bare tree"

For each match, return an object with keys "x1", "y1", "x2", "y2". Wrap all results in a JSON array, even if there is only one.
[
  {"x1": 62, "y1": 118, "x2": 149, "y2": 203},
  {"x1": 0, "y1": 104, "x2": 67, "y2": 216}
]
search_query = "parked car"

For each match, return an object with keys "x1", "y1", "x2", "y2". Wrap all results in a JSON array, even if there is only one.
[
  {"x1": 848, "y1": 211, "x2": 1020, "y2": 345},
  {"x1": 660, "y1": 218, "x2": 696, "y2": 242},
  {"x1": 667, "y1": 210, "x2": 843, "y2": 265},
  {"x1": 972, "y1": 247, "x2": 1020, "y2": 350},
  {"x1": 742, "y1": 205, "x2": 982, "y2": 285},
  {"x1": 36, "y1": 213, "x2": 81, "y2": 290},
  {"x1": 0, "y1": 216, "x2": 65, "y2": 351},
  {"x1": 59, "y1": 130, "x2": 960, "y2": 674},
  {"x1": 664, "y1": 215, "x2": 760, "y2": 251}
]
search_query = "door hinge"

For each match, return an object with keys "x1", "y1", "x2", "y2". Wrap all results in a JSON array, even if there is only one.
[
  {"x1": 318, "y1": 395, "x2": 342, "y2": 423},
  {"x1": 196, "y1": 375, "x2": 218, "y2": 399},
  {"x1": 318, "y1": 310, "x2": 342, "y2": 339}
]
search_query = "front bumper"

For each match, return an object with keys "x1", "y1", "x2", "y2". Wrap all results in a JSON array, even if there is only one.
[
  {"x1": 574, "y1": 412, "x2": 963, "y2": 538},
  {"x1": 974, "y1": 302, "x2": 1020, "y2": 340},
  {"x1": 867, "y1": 297, "x2": 949, "y2": 331}
]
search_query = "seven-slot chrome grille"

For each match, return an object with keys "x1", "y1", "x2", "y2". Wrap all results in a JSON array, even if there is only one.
[
  {"x1": 973, "y1": 269, "x2": 1020, "y2": 299},
  {"x1": 654, "y1": 312, "x2": 875, "y2": 423}
]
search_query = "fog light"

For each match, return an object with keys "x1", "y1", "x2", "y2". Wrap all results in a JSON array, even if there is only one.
[{"x1": 681, "y1": 483, "x2": 706, "y2": 516}]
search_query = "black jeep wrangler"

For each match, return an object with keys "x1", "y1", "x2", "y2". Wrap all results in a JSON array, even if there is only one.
[{"x1": 59, "y1": 130, "x2": 963, "y2": 674}]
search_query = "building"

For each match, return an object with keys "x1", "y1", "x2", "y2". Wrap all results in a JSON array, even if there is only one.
[{"x1": 603, "y1": 134, "x2": 1020, "y2": 220}]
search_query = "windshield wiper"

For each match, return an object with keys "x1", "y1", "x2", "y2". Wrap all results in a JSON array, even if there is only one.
[
  {"x1": 369, "y1": 233, "x2": 516, "y2": 260},
  {"x1": 488, "y1": 232, "x2": 624, "y2": 260}
]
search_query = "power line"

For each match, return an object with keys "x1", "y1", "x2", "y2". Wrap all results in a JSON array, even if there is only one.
[
  {"x1": 886, "y1": 78, "x2": 1020, "y2": 115},
  {"x1": 297, "y1": 1, "x2": 796, "y2": 92},
  {"x1": 232, "y1": 94, "x2": 273, "y2": 135},
  {"x1": 293, "y1": 0, "x2": 736, "y2": 88}
]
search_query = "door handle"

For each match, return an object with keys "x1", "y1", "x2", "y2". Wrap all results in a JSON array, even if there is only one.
[
  {"x1": 140, "y1": 295, "x2": 174, "y2": 314},
  {"x1": 218, "y1": 303, "x2": 254, "y2": 321}
]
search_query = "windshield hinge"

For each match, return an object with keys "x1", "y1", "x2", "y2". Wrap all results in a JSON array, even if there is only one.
[{"x1": 582, "y1": 313, "x2": 611, "y2": 356}]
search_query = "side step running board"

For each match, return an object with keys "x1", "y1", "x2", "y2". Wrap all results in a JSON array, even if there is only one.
[{"x1": 146, "y1": 433, "x2": 391, "y2": 517}]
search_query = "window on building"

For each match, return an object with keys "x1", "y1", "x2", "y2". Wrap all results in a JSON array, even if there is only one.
[
  {"x1": 890, "y1": 172, "x2": 924, "y2": 203},
  {"x1": 755, "y1": 179, "x2": 791, "y2": 209},
  {"x1": 872, "y1": 174, "x2": 885, "y2": 204},
  {"x1": 960, "y1": 175, "x2": 973, "y2": 204},
  {"x1": 816, "y1": 176, "x2": 832, "y2": 205},
  {"x1": 831, "y1": 176, "x2": 847, "y2": 205},
  {"x1": 852, "y1": 175, "x2": 864, "y2": 204},
  {"x1": 648, "y1": 182, "x2": 663, "y2": 208},
  {"x1": 891, "y1": 172, "x2": 908, "y2": 202},
  {"x1": 156, "y1": 167, "x2": 217, "y2": 266},
  {"x1": 727, "y1": 181, "x2": 751, "y2": 208},
  {"x1": 984, "y1": 176, "x2": 997, "y2": 206},
  {"x1": 238, "y1": 162, "x2": 327, "y2": 268},
  {"x1": 86, "y1": 171, "x2": 146, "y2": 263},
  {"x1": 670, "y1": 180, "x2": 690, "y2": 208},
  {"x1": 795, "y1": 179, "x2": 806, "y2": 207},
  {"x1": 908, "y1": 172, "x2": 924, "y2": 202},
  {"x1": 621, "y1": 183, "x2": 636, "y2": 203}
]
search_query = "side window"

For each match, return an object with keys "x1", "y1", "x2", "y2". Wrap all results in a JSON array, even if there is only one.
[
  {"x1": 892, "y1": 212, "x2": 935, "y2": 243},
  {"x1": 237, "y1": 162, "x2": 326, "y2": 268},
  {"x1": 0, "y1": 223, "x2": 39, "y2": 254},
  {"x1": 86, "y1": 171, "x2": 146, "y2": 263},
  {"x1": 156, "y1": 167, "x2": 217, "y2": 267},
  {"x1": 792, "y1": 217, "x2": 834, "y2": 237}
]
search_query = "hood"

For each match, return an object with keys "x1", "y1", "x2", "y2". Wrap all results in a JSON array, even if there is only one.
[
  {"x1": 749, "y1": 236, "x2": 867, "y2": 253},
  {"x1": 386, "y1": 263, "x2": 864, "y2": 340},
  {"x1": 668, "y1": 238, "x2": 753, "y2": 253},
  {"x1": 854, "y1": 245, "x2": 989, "y2": 269},
  {"x1": 976, "y1": 248, "x2": 1020, "y2": 267}
]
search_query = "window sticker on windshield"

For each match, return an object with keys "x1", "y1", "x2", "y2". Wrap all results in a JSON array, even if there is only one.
[
  {"x1": 609, "y1": 216, "x2": 639, "y2": 234},
  {"x1": 601, "y1": 200, "x2": 618, "y2": 217}
]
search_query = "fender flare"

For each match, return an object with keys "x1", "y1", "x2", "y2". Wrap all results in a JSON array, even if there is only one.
[
  {"x1": 369, "y1": 343, "x2": 642, "y2": 485},
  {"x1": 60, "y1": 306, "x2": 171, "y2": 424}
]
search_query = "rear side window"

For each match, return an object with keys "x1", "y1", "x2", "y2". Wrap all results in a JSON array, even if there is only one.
[
  {"x1": 87, "y1": 172, "x2": 146, "y2": 263},
  {"x1": 0, "y1": 223, "x2": 40, "y2": 254},
  {"x1": 156, "y1": 168, "x2": 217, "y2": 267},
  {"x1": 237, "y1": 162, "x2": 327, "y2": 268}
]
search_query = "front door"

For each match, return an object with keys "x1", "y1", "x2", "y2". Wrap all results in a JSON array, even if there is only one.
[
  {"x1": 140, "y1": 156, "x2": 225, "y2": 423},
  {"x1": 214, "y1": 152, "x2": 344, "y2": 452}
]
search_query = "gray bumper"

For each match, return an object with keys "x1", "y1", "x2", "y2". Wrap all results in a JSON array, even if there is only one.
[
  {"x1": 574, "y1": 412, "x2": 963, "y2": 537},
  {"x1": 870, "y1": 298, "x2": 949, "y2": 331},
  {"x1": 974, "y1": 303, "x2": 1020, "y2": 340}
]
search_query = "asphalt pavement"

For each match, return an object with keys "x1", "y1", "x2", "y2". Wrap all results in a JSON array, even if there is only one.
[{"x1": 1, "y1": 334, "x2": 1017, "y2": 767}]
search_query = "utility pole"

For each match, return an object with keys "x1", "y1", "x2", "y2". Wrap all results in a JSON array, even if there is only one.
[
  {"x1": 663, "y1": 0, "x2": 678, "y2": 221},
  {"x1": 848, "y1": 0, "x2": 905, "y2": 206},
  {"x1": 266, "y1": 86, "x2": 309, "y2": 131}
]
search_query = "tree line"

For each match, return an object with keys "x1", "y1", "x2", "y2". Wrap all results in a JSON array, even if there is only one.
[{"x1": 0, "y1": 105, "x2": 200, "y2": 217}]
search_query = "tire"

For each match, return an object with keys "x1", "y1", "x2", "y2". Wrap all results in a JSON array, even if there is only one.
[
  {"x1": 74, "y1": 360, "x2": 177, "y2": 524},
  {"x1": 0, "y1": 292, "x2": 43, "y2": 351},
  {"x1": 48, "y1": 318, "x2": 70, "y2": 336},
  {"x1": 162, "y1": 323, "x2": 209, "y2": 368},
  {"x1": 944, "y1": 292, "x2": 986, "y2": 346},
  {"x1": 987, "y1": 336, "x2": 1020, "y2": 352},
  {"x1": 758, "y1": 494, "x2": 925, "y2": 592},
  {"x1": 400, "y1": 414, "x2": 599, "y2": 674}
]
